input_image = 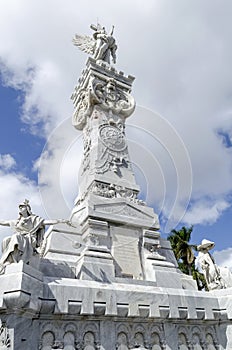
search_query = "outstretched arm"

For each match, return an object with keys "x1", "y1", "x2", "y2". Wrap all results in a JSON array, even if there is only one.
[
  {"x1": 43, "y1": 219, "x2": 71, "y2": 226},
  {"x1": 0, "y1": 220, "x2": 11, "y2": 227}
]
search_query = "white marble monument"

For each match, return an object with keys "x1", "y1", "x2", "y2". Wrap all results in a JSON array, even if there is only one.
[{"x1": 0, "y1": 24, "x2": 232, "y2": 349}]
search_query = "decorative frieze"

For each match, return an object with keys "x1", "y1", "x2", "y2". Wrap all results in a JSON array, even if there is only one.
[
  {"x1": 90, "y1": 181, "x2": 142, "y2": 203},
  {"x1": 39, "y1": 321, "x2": 101, "y2": 350},
  {"x1": 177, "y1": 325, "x2": 219, "y2": 350}
]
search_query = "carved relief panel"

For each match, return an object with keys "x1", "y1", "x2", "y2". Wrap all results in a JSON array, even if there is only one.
[
  {"x1": 205, "y1": 333, "x2": 217, "y2": 350},
  {"x1": 116, "y1": 332, "x2": 129, "y2": 350},
  {"x1": 150, "y1": 332, "x2": 163, "y2": 350},
  {"x1": 37, "y1": 320, "x2": 221, "y2": 350},
  {"x1": 39, "y1": 321, "x2": 101, "y2": 350},
  {"x1": 72, "y1": 67, "x2": 135, "y2": 131},
  {"x1": 90, "y1": 77, "x2": 135, "y2": 118},
  {"x1": 0, "y1": 320, "x2": 11, "y2": 349},
  {"x1": 96, "y1": 122, "x2": 130, "y2": 176},
  {"x1": 115, "y1": 322, "x2": 165, "y2": 350},
  {"x1": 178, "y1": 333, "x2": 189, "y2": 350},
  {"x1": 83, "y1": 332, "x2": 95, "y2": 349},
  {"x1": 40, "y1": 331, "x2": 55, "y2": 350},
  {"x1": 177, "y1": 325, "x2": 219, "y2": 350}
]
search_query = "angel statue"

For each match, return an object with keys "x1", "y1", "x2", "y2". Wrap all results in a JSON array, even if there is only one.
[
  {"x1": 73, "y1": 23, "x2": 117, "y2": 64},
  {"x1": 0, "y1": 199, "x2": 70, "y2": 274}
]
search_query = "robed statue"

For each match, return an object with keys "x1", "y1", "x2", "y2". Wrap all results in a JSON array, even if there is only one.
[
  {"x1": 0, "y1": 199, "x2": 69, "y2": 274},
  {"x1": 196, "y1": 239, "x2": 225, "y2": 290}
]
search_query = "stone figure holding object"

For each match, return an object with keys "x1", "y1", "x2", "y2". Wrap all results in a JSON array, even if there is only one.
[
  {"x1": 196, "y1": 239, "x2": 225, "y2": 290},
  {"x1": 73, "y1": 23, "x2": 117, "y2": 64},
  {"x1": 0, "y1": 199, "x2": 69, "y2": 274}
]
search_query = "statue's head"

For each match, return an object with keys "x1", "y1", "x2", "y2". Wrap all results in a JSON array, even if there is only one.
[
  {"x1": 18, "y1": 199, "x2": 32, "y2": 216},
  {"x1": 197, "y1": 239, "x2": 215, "y2": 252}
]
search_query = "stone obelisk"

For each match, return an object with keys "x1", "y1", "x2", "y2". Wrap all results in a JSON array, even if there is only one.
[
  {"x1": 68, "y1": 24, "x2": 177, "y2": 282},
  {"x1": 43, "y1": 24, "x2": 190, "y2": 286}
]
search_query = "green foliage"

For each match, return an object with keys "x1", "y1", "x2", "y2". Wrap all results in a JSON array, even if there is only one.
[
  {"x1": 168, "y1": 225, "x2": 207, "y2": 290},
  {"x1": 168, "y1": 226, "x2": 195, "y2": 275},
  {"x1": 192, "y1": 267, "x2": 208, "y2": 291}
]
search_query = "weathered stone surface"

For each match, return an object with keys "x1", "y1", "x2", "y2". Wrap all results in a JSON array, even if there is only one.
[{"x1": 0, "y1": 270, "x2": 229, "y2": 349}]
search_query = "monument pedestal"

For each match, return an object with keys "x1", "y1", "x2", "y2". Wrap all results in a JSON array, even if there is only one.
[{"x1": 0, "y1": 263, "x2": 229, "y2": 349}]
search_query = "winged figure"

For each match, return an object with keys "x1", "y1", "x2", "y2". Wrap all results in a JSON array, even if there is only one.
[{"x1": 73, "y1": 23, "x2": 117, "y2": 64}]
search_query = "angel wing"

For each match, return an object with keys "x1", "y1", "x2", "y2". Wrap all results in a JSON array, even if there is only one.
[{"x1": 72, "y1": 34, "x2": 96, "y2": 55}]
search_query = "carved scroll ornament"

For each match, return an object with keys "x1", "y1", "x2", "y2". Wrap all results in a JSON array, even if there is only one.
[
  {"x1": 72, "y1": 77, "x2": 135, "y2": 130},
  {"x1": 92, "y1": 78, "x2": 135, "y2": 117}
]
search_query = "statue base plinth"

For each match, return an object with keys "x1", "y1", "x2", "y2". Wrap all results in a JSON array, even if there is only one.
[
  {"x1": 75, "y1": 245, "x2": 115, "y2": 281},
  {"x1": 0, "y1": 261, "x2": 43, "y2": 312}
]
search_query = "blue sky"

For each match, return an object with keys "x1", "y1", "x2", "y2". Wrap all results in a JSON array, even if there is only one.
[
  {"x1": 0, "y1": 84, "x2": 43, "y2": 178},
  {"x1": 0, "y1": 0, "x2": 232, "y2": 267}
]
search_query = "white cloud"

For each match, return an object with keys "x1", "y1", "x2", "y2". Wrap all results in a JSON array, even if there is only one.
[
  {"x1": 214, "y1": 248, "x2": 232, "y2": 271},
  {"x1": 0, "y1": 155, "x2": 47, "y2": 246},
  {"x1": 182, "y1": 199, "x2": 230, "y2": 226},
  {"x1": 36, "y1": 117, "x2": 82, "y2": 219},
  {"x1": 0, "y1": 0, "x2": 232, "y2": 229},
  {"x1": 0, "y1": 154, "x2": 16, "y2": 170}
]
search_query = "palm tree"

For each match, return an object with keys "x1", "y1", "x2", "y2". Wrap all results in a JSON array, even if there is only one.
[
  {"x1": 168, "y1": 226, "x2": 195, "y2": 276},
  {"x1": 168, "y1": 225, "x2": 207, "y2": 290}
]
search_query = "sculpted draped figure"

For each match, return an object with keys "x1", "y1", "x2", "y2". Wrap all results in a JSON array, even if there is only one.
[
  {"x1": 73, "y1": 23, "x2": 117, "y2": 64},
  {"x1": 196, "y1": 239, "x2": 226, "y2": 290},
  {"x1": 0, "y1": 199, "x2": 69, "y2": 274}
]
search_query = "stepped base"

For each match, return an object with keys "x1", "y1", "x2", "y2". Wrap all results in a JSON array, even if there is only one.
[{"x1": 0, "y1": 263, "x2": 231, "y2": 349}]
